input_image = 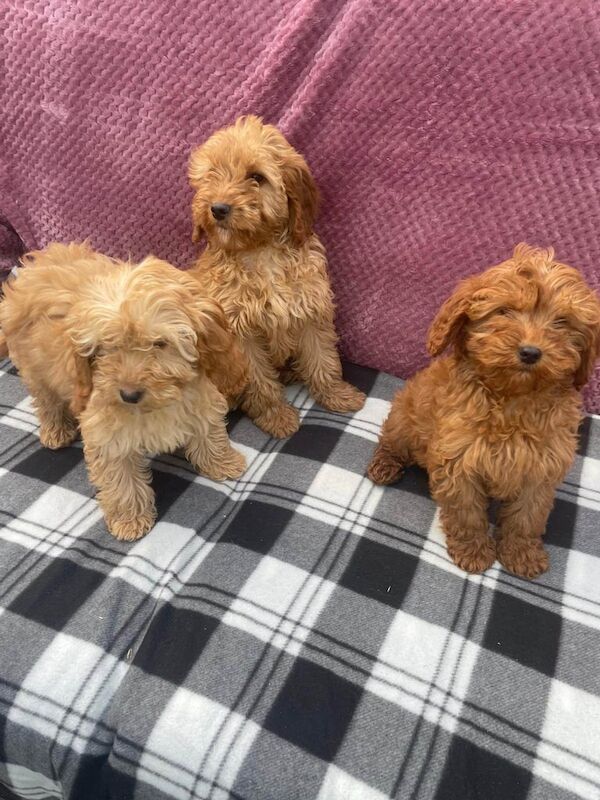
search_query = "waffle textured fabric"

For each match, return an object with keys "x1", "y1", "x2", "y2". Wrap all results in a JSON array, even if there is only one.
[
  {"x1": 1, "y1": 358, "x2": 600, "y2": 800},
  {"x1": 1, "y1": 0, "x2": 600, "y2": 411}
]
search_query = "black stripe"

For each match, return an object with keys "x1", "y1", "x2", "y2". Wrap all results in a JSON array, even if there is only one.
[{"x1": 8, "y1": 557, "x2": 106, "y2": 629}]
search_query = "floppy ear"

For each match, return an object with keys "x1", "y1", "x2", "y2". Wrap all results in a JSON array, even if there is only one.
[
  {"x1": 189, "y1": 147, "x2": 207, "y2": 244},
  {"x1": 70, "y1": 354, "x2": 94, "y2": 416},
  {"x1": 427, "y1": 275, "x2": 479, "y2": 357},
  {"x1": 574, "y1": 316, "x2": 600, "y2": 390},
  {"x1": 282, "y1": 149, "x2": 319, "y2": 246},
  {"x1": 67, "y1": 304, "x2": 98, "y2": 416},
  {"x1": 191, "y1": 196, "x2": 204, "y2": 244},
  {"x1": 189, "y1": 295, "x2": 248, "y2": 398}
]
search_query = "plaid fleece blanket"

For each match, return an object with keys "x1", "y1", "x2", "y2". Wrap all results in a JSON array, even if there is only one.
[{"x1": 0, "y1": 358, "x2": 599, "y2": 800}]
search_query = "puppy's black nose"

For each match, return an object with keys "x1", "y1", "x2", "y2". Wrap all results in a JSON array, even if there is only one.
[
  {"x1": 519, "y1": 345, "x2": 542, "y2": 365},
  {"x1": 119, "y1": 389, "x2": 144, "y2": 404},
  {"x1": 211, "y1": 203, "x2": 231, "y2": 221}
]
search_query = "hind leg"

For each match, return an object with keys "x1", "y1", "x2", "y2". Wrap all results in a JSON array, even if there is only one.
[{"x1": 367, "y1": 389, "x2": 415, "y2": 484}]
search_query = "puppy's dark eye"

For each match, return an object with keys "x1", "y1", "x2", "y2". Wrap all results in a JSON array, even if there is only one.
[
  {"x1": 496, "y1": 308, "x2": 509, "y2": 316},
  {"x1": 552, "y1": 317, "x2": 569, "y2": 328},
  {"x1": 248, "y1": 172, "x2": 265, "y2": 184},
  {"x1": 153, "y1": 340, "x2": 167, "y2": 349}
]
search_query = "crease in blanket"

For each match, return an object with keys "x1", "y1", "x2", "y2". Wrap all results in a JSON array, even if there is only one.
[{"x1": 1, "y1": 763, "x2": 63, "y2": 799}]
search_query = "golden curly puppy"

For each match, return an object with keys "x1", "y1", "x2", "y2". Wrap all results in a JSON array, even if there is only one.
[
  {"x1": 188, "y1": 115, "x2": 366, "y2": 438},
  {"x1": 0, "y1": 242, "x2": 247, "y2": 541},
  {"x1": 368, "y1": 244, "x2": 600, "y2": 579}
]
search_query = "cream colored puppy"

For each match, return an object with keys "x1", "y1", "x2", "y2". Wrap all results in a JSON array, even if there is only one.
[{"x1": 0, "y1": 242, "x2": 247, "y2": 540}]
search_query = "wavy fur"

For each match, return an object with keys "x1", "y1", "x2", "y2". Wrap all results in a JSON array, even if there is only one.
[
  {"x1": 0, "y1": 243, "x2": 247, "y2": 540},
  {"x1": 368, "y1": 244, "x2": 600, "y2": 578},
  {"x1": 188, "y1": 115, "x2": 365, "y2": 437}
]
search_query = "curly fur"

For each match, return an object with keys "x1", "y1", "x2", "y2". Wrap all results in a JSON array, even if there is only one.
[
  {"x1": 188, "y1": 115, "x2": 365, "y2": 438},
  {"x1": 368, "y1": 244, "x2": 600, "y2": 578},
  {"x1": 0, "y1": 242, "x2": 247, "y2": 541}
]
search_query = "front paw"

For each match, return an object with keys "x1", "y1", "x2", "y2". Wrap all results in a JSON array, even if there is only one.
[
  {"x1": 40, "y1": 421, "x2": 78, "y2": 450},
  {"x1": 446, "y1": 535, "x2": 496, "y2": 574},
  {"x1": 497, "y1": 537, "x2": 549, "y2": 579},
  {"x1": 367, "y1": 447, "x2": 404, "y2": 485},
  {"x1": 254, "y1": 403, "x2": 300, "y2": 438},
  {"x1": 317, "y1": 382, "x2": 366, "y2": 413},
  {"x1": 201, "y1": 448, "x2": 247, "y2": 481},
  {"x1": 105, "y1": 506, "x2": 157, "y2": 541}
]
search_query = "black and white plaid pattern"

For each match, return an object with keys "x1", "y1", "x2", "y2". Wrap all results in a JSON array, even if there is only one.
[{"x1": 0, "y1": 358, "x2": 599, "y2": 800}]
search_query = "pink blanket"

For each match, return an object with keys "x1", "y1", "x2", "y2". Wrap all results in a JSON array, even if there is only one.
[{"x1": 2, "y1": 0, "x2": 599, "y2": 410}]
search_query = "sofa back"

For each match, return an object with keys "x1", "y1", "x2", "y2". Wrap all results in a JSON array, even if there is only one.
[{"x1": 1, "y1": 0, "x2": 599, "y2": 410}]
